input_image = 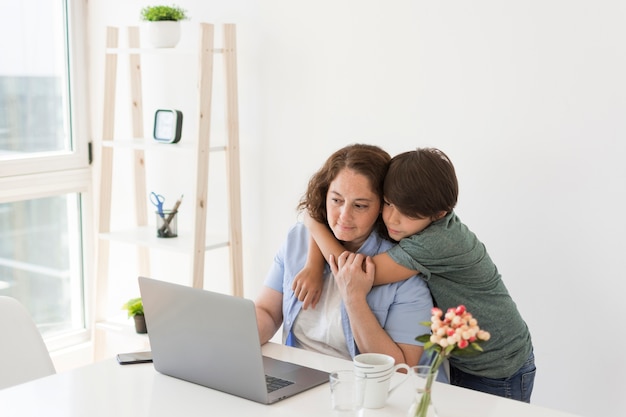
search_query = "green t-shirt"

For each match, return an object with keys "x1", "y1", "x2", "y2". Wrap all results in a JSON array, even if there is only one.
[{"x1": 387, "y1": 211, "x2": 532, "y2": 378}]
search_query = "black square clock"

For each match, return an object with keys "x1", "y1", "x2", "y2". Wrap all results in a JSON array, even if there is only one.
[{"x1": 153, "y1": 109, "x2": 183, "y2": 143}]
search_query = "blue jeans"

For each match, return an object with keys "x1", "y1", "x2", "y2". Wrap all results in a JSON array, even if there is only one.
[{"x1": 449, "y1": 350, "x2": 536, "y2": 403}]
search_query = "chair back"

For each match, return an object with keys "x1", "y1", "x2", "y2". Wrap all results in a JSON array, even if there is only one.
[{"x1": 0, "y1": 296, "x2": 56, "y2": 389}]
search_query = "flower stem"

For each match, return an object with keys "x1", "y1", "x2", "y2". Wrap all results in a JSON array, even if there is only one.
[
  {"x1": 426, "y1": 353, "x2": 444, "y2": 390},
  {"x1": 412, "y1": 354, "x2": 443, "y2": 417}
]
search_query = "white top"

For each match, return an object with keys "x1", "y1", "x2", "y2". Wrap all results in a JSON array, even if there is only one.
[{"x1": 292, "y1": 273, "x2": 350, "y2": 360}]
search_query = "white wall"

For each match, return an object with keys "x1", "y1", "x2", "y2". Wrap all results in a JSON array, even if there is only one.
[{"x1": 87, "y1": 1, "x2": 626, "y2": 416}]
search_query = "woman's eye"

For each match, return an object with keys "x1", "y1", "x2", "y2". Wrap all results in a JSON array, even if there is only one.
[{"x1": 354, "y1": 204, "x2": 368, "y2": 210}]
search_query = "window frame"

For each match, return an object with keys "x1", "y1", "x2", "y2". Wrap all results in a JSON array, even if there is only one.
[
  {"x1": 0, "y1": 0, "x2": 90, "y2": 178},
  {"x1": 0, "y1": 0, "x2": 93, "y2": 351}
]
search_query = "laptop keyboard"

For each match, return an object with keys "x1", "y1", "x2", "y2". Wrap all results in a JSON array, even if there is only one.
[{"x1": 265, "y1": 375, "x2": 294, "y2": 393}]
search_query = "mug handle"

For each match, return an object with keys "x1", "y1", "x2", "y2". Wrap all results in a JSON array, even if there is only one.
[{"x1": 387, "y1": 363, "x2": 411, "y2": 395}]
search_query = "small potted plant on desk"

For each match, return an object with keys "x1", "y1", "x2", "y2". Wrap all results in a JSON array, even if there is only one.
[
  {"x1": 122, "y1": 297, "x2": 147, "y2": 334},
  {"x1": 140, "y1": 4, "x2": 189, "y2": 48}
]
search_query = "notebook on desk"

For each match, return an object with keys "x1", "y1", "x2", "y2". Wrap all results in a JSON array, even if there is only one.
[{"x1": 138, "y1": 276, "x2": 329, "y2": 404}]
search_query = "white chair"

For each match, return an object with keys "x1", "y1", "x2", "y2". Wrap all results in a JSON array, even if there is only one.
[{"x1": 0, "y1": 296, "x2": 56, "y2": 389}]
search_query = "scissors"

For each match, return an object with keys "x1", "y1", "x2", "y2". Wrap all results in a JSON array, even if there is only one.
[{"x1": 150, "y1": 192, "x2": 165, "y2": 218}]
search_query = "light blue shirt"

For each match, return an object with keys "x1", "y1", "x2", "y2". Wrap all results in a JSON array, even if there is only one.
[{"x1": 263, "y1": 223, "x2": 433, "y2": 358}]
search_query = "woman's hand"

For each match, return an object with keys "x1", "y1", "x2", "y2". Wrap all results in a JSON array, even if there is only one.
[
  {"x1": 329, "y1": 251, "x2": 374, "y2": 304},
  {"x1": 330, "y1": 251, "x2": 421, "y2": 365}
]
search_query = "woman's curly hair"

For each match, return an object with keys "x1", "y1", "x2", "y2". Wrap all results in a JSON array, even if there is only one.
[{"x1": 297, "y1": 143, "x2": 391, "y2": 239}]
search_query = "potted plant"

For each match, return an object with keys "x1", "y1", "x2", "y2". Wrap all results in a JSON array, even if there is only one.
[
  {"x1": 140, "y1": 4, "x2": 189, "y2": 48},
  {"x1": 122, "y1": 297, "x2": 147, "y2": 334}
]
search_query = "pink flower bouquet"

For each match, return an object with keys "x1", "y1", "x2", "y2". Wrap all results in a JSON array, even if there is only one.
[{"x1": 411, "y1": 305, "x2": 491, "y2": 417}]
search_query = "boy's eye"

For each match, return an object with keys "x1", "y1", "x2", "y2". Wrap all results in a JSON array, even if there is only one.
[{"x1": 383, "y1": 200, "x2": 391, "y2": 207}]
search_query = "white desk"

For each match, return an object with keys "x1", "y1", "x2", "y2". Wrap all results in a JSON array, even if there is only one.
[{"x1": 1, "y1": 342, "x2": 579, "y2": 417}]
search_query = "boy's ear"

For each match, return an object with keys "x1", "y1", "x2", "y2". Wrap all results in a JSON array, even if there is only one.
[{"x1": 433, "y1": 211, "x2": 447, "y2": 221}]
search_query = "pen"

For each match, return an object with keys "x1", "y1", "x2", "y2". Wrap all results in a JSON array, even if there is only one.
[{"x1": 158, "y1": 194, "x2": 184, "y2": 237}]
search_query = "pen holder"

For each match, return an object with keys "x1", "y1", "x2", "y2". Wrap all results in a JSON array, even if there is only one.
[{"x1": 156, "y1": 210, "x2": 178, "y2": 238}]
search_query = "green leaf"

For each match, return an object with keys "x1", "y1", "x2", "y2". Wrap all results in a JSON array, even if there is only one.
[
  {"x1": 422, "y1": 341, "x2": 444, "y2": 355},
  {"x1": 140, "y1": 5, "x2": 188, "y2": 21},
  {"x1": 416, "y1": 333, "x2": 432, "y2": 343},
  {"x1": 449, "y1": 343, "x2": 485, "y2": 357},
  {"x1": 122, "y1": 297, "x2": 144, "y2": 318},
  {"x1": 470, "y1": 343, "x2": 484, "y2": 352}
]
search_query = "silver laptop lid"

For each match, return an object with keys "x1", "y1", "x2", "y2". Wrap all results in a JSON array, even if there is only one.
[
  {"x1": 139, "y1": 276, "x2": 270, "y2": 403},
  {"x1": 139, "y1": 276, "x2": 329, "y2": 404}
]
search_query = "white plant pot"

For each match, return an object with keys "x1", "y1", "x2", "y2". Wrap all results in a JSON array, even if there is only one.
[{"x1": 146, "y1": 21, "x2": 181, "y2": 48}]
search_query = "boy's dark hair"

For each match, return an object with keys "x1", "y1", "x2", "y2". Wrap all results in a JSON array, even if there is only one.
[
  {"x1": 384, "y1": 147, "x2": 458, "y2": 219},
  {"x1": 298, "y1": 143, "x2": 391, "y2": 238}
]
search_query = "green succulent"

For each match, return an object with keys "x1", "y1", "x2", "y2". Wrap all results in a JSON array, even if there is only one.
[
  {"x1": 140, "y1": 5, "x2": 188, "y2": 22},
  {"x1": 122, "y1": 297, "x2": 144, "y2": 318}
]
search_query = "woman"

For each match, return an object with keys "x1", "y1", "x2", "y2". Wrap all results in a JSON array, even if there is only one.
[{"x1": 255, "y1": 144, "x2": 433, "y2": 365}]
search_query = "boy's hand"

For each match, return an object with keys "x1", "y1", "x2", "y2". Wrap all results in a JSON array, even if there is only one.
[{"x1": 292, "y1": 266, "x2": 323, "y2": 309}]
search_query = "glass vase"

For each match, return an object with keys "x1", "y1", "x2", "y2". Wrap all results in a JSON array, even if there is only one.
[{"x1": 407, "y1": 365, "x2": 439, "y2": 417}]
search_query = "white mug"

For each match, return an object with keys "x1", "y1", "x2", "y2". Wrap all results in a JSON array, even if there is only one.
[{"x1": 353, "y1": 353, "x2": 410, "y2": 409}]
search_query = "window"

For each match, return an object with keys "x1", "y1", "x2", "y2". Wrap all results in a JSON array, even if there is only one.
[{"x1": 0, "y1": 0, "x2": 91, "y2": 350}]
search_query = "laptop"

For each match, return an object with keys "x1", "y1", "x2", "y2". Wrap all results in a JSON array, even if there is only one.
[{"x1": 138, "y1": 276, "x2": 329, "y2": 404}]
